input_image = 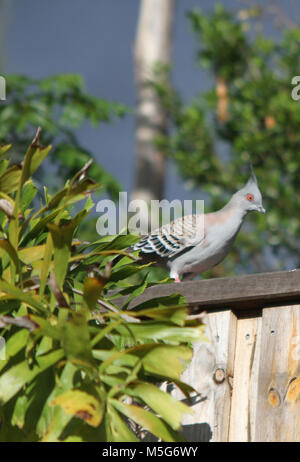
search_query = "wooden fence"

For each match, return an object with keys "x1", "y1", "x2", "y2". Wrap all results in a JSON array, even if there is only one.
[{"x1": 123, "y1": 269, "x2": 300, "y2": 442}]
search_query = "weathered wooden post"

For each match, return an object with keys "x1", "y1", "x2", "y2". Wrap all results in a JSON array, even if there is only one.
[{"x1": 123, "y1": 270, "x2": 300, "y2": 442}]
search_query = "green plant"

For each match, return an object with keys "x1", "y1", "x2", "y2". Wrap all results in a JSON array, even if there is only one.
[{"x1": 0, "y1": 131, "x2": 205, "y2": 442}]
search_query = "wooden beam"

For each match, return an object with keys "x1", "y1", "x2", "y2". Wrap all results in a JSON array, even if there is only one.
[{"x1": 115, "y1": 270, "x2": 300, "y2": 312}]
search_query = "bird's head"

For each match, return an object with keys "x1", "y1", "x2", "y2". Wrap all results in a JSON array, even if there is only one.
[{"x1": 232, "y1": 165, "x2": 266, "y2": 214}]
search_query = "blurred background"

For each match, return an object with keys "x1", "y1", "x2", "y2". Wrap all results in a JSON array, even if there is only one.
[{"x1": 0, "y1": 0, "x2": 300, "y2": 277}]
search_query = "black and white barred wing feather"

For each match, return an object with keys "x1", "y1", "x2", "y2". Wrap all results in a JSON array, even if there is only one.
[{"x1": 133, "y1": 214, "x2": 204, "y2": 259}]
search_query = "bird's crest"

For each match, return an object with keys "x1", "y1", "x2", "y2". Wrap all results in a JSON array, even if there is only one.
[{"x1": 248, "y1": 163, "x2": 258, "y2": 184}]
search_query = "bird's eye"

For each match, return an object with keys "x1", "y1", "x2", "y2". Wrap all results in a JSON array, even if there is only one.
[{"x1": 247, "y1": 193, "x2": 254, "y2": 202}]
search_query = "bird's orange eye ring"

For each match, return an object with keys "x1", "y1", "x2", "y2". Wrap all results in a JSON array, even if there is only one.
[{"x1": 247, "y1": 193, "x2": 254, "y2": 202}]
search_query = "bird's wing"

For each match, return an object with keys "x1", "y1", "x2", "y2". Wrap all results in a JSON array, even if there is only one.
[{"x1": 133, "y1": 214, "x2": 205, "y2": 258}]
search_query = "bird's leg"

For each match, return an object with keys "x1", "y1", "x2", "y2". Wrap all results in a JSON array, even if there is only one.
[{"x1": 170, "y1": 271, "x2": 181, "y2": 283}]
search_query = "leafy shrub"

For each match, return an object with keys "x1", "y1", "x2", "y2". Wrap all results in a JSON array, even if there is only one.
[{"x1": 0, "y1": 130, "x2": 205, "y2": 442}]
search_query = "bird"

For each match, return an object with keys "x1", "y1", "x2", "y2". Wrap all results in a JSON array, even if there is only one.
[{"x1": 133, "y1": 166, "x2": 265, "y2": 282}]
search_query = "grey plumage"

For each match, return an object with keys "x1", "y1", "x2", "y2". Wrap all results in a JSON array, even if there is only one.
[{"x1": 133, "y1": 167, "x2": 265, "y2": 281}]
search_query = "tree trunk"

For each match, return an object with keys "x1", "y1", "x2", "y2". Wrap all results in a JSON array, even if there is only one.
[{"x1": 132, "y1": 0, "x2": 175, "y2": 231}]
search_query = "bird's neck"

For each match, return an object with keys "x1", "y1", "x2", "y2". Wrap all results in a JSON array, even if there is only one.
[
  {"x1": 214, "y1": 201, "x2": 247, "y2": 245},
  {"x1": 222, "y1": 197, "x2": 248, "y2": 220}
]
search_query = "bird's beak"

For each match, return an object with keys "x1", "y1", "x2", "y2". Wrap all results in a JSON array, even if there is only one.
[{"x1": 258, "y1": 205, "x2": 266, "y2": 214}]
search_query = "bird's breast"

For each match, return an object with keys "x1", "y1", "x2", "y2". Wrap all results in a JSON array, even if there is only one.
[
  {"x1": 205, "y1": 208, "x2": 243, "y2": 248},
  {"x1": 170, "y1": 210, "x2": 244, "y2": 275}
]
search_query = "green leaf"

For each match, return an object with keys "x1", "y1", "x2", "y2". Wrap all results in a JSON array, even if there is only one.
[
  {"x1": 121, "y1": 275, "x2": 148, "y2": 309},
  {"x1": 106, "y1": 404, "x2": 138, "y2": 442},
  {"x1": 60, "y1": 311, "x2": 94, "y2": 368},
  {"x1": 29, "y1": 315, "x2": 61, "y2": 341},
  {"x1": 125, "y1": 382, "x2": 192, "y2": 431},
  {"x1": 30, "y1": 144, "x2": 52, "y2": 177},
  {"x1": 11, "y1": 368, "x2": 54, "y2": 432},
  {"x1": 113, "y1": 321, "x2": 206, "y2": 344},
  {"x1": 0, "y1": 238, "x2": 21, "y2": 280},
  {"x1": 133, "y1": 306, "x2": 188, "y2": 326},
  {"x1": 0, "y1": 349, "x2": 64, "y2": 404},
  {"x1": 39, "y1": 232, "x2": 54, "y2": 297},
  {"x1": 0, "y1": 329, "x2": 29, "y2": 373},
  {"x1": 0, "y1": 280, "x2": 47, "y2": 314},
  {"x1": 20, "y1": 132, "x2": 51, "y2": 189},
  {"x1": 110, "y1": 399, "x2": 181, "y2": 442},
  {"x1": 132, "y1": 294, "x2": 186, "y2": 311},
  {"x1": 20, "y1": 180, "x2": 38, "y2": 212},
  {"x1": 99, "y1": 234, "x2": 140, "y2": 251},
  {"x1": 110, "y1": 263, "x2": 152, "y2": 283},
  {"x1": 20, "y1": 208, "x2": 62, "y2": 246},
  {"x1": 48, "y1": 219, "x2": 79, "y2": 288},
  {"x1": 37, "y1": 362, "x2": 77, "y2": 441}
]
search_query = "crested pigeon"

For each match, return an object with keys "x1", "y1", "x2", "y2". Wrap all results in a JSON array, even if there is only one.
[{"x1": 133, "y1": 167, "x2": 265, "y2": 282}]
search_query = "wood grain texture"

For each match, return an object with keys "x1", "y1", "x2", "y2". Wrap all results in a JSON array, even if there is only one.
[
  {"x1": 254, "y1": 305, "x2": 300, "y2": 442},
  {"x1": 228, "y1": 316, "x2": 262, "y2": 441},
  {"x1": 116, "y1": 270, "x2": 300, "y2": 312},
  {"x1": 169, "y1": 310, "x2": 237, "y2": 442},
  {"x1": 120, "y1": 270, "x2": 300, "y2": 441}
]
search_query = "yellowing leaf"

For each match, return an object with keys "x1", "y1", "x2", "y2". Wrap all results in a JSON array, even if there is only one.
[
  {"x1": 18, "y1": 245, "x2": 45, "y2": 264},
  {"x1": 142, "y1": 345, "x2": 193, "y2": 381},
  {"x1": 0, "y1": 164, "x2": 22, "y2": 193},
  {"x1": 83, "y1": 276, "x2": 105, "y2": 310},
  {"x1": 0, "y1": 144, "x2": 12, "y2": 156},
  {"x1": 51, "y1": 390, "x2": 104, "y2": 427}
]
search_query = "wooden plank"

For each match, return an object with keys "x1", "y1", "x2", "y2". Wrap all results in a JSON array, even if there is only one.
[
  {"x1": 169, "y1": 310, "x2": 237, "y2": 442},
  {"x1": 254, "y1": 305, "x2": 300, "y2": 442},
  {"x1": 249, "y1": 317, "x2": 262, "y2": 441},
  {"x1": 228, "y1": 316, "x2": 262, "y2": 441},
  {"x1": 116, "y1": 270, "x2": 300, "y2": 312}
]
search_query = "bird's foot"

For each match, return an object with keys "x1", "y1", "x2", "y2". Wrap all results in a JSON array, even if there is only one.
[{"x1": 170, "y1": 272, "x2": 181, "y2": 283}]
